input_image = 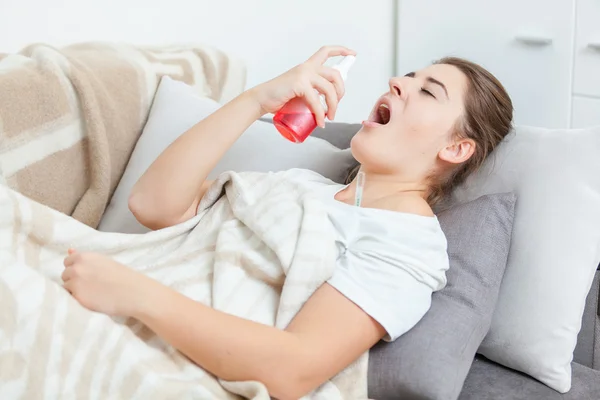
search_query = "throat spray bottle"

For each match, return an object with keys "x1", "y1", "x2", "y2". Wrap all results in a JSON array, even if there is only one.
[{"x1": 273, "y1": 55, "x2": 356, "y2": 143}]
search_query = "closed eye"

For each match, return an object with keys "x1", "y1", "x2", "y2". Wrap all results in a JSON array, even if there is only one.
[{"x1": 421, "y1": 88, "x2": 436, "y2": 99}]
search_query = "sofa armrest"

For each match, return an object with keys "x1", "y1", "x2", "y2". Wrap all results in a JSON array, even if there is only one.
[{"x1": 459, "y1": 357, "x2": 600, "y2": 400}]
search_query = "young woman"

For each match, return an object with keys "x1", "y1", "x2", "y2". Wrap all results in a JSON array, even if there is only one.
[{"x1": 61, "y1": 46, "x2": 513, "y2": 399}]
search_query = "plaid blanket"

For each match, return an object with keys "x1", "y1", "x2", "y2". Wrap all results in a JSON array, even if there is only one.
[
  {"x1": 0, "y1": 42, "x2": 246, "y2": 227},
  {"x1": 0, "y1": 169, "x2": 369, "y2": 399}
]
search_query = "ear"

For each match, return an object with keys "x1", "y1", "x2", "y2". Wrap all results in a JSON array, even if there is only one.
[{"x1": 438, "y1": 138, "x2": 476, "y2": 165}]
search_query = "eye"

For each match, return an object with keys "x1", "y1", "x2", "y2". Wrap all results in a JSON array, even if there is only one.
[{"x1": 421, "y1": 88, "x2": 436, "y2": 99}]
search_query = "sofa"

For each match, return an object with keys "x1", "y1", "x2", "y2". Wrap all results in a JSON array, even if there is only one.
[
  {"x1": 1, "y1": 42, "x2": 599, "y2": 399},
  {"x1": 306, "y1": 124, "x2": 600, "y2": 400},
  {"x1": 456, "y1": 277, "x2": 600, "y2": 400}
]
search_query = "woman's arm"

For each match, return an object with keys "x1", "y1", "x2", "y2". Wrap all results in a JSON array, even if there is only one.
[
  {"x1": 129, "y1": 45, "x2": 354, "y2": 230},
  {"x1": 61, "y1": 251, "x2": 384, "y2": 400},
  {"x1": 134, "y1": 281, "x2": 385, "y2": 399},
  {"x1": 128, "y1": 92, "x2": 264, "y2": 230}
]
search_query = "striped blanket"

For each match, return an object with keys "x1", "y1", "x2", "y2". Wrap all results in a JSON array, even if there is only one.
[
  {"x1": 0, "y1": 42, "x2": 246, "y2": 228},
  {"x1": 0, "y1": 169, "x2": 369, "y2": 399}
]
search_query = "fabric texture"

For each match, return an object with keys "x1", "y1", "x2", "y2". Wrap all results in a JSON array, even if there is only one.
[
  {"x1": 0, "y1": 42, "x2": 246, "y2": 228},
  {"x1": 459, "y1": 356, "x2": 600, "y2": 400},
  {"x1": 595, "y1": 315, "x2": 599, "y2": 370},
  {"x1": 98, "y1": 76, "x2": 355, "y2": 234},
  {"x1": 0, "y1": 169, "x2": 367, "y2": 400},
  {"x1": 292, "y1": 169, "x2": 449, "y2": 342},
  {"x1": 450, "y1": 126, "x2": 600, "y2": 392},
  {"x1": 368, "y1": 192, "x2": 516, "y2": 400},
  {"x1": 574, "y1": 272, "x2": 600, "y2": 368}
]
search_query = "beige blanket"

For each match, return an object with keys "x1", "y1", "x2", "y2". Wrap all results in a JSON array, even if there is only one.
[
  {"x1": 0, "y1": 42, "x2": 246, "y2": 228},
  {"x1": 0, "y1": 169, "x2": 369, "y2": 399}
]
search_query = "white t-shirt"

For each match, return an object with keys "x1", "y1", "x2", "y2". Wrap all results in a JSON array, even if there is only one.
[{"x1": 293, "y1": 169, "x2": 449, "y2": 342}]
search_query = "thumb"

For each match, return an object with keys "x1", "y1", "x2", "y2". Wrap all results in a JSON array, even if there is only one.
[{"x1": 68, "y1": 248, "x2": 77, "y2": 255}]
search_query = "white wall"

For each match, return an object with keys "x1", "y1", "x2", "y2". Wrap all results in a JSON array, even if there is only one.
[{"x1": 0, "y1": 0, "x2": 395, "y2": 122}]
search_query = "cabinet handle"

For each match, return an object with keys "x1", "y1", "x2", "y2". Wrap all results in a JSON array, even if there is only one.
[
  {"x1": 515, "y1": 34, "x2": 553, "y2": 46},
  {"x1": 588, "y1": 42, "x2": 600, "y2": 51}
]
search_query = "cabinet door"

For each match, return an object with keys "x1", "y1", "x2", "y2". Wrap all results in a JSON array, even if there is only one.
[
  {"x1": 571, "y1": 95, "x2": 600, "y2": 128},
  {"x1": 573, "y1": 0, "x2": 600, "y2": 98},
  {"x1": 396, "y1": 0, "x2": 575, "y2": 128}
]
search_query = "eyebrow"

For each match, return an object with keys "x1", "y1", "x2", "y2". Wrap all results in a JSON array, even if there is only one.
[{"x1": 404, "y1": 71, "x2": 449, "y2": 99}]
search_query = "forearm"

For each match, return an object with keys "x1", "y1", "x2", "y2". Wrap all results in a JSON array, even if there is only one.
[
  {"x1": 133, "y1": 280, "x2": 310, "y2": 399},
  {"x1": 130, "y1": 90, "x2": 265, "y2": 221}
]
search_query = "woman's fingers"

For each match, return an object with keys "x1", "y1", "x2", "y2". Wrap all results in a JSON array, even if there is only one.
[
  {"x1": 319, "y1": 66, "x2": 345, "y2": 102},
  {"x1": 61, "y1": 266, "x2": 75, "y2": 282},
  {"x1": 303, "y1": 88, "x2": 326, "y2": 128},
  {"x1": 63, "y1": 280, "x2": 74, "y2": 294},
  {"x1": 311, "y1": 75, "x2": 339, "y2": 120},
  {"x1": 64, "y1": 249, "x2": 80, "y2": 267},
  {"x1": 294, "y1": 45, "x2": 355, "y2": 124},
  {"x1": 307, "y1": 45, "x2": 356, "y2": 65},
  {"x1": 64, "y1": 254, "x2": 76, "y2": 267}
]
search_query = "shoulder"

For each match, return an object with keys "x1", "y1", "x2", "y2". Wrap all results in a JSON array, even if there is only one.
[{"x1": 375, "y1": 194, "x2": 435, "y2": 217}]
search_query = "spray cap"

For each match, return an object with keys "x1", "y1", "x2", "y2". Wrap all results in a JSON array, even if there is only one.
[
  {"x1": 332, "y1": 55, "x2": 356, "y2": 81},
  {"x1": 319, "y1": 55, "x2": 356, "y2": 114}
]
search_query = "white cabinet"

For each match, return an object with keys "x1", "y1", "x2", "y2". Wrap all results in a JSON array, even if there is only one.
[
  {"x1": 573, "y1": 0, "x2": 600, "y2": 98},
  {"x1": 396, "y1": 0, "x2": 580, "y2": 129},
  {"x1": 572, "y1": 96, "x2": 600, "y2": 128}
]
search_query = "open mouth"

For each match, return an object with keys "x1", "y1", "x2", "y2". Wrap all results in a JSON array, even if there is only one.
[{"x1": 369, "y1": 100, "x2": 391, "y2": 125}]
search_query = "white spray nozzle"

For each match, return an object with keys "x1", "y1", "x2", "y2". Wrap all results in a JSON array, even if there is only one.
[
  {"x1": 319, "y1": 55, "x2": 356, "y2": 115},
  {"x1": 332, "y1": 55, "x2": 356, "y2": 81}
]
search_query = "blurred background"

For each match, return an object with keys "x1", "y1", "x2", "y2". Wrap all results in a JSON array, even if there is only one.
[{"x1": 1, "y1": 0, "x2": 598, "y2": 128}]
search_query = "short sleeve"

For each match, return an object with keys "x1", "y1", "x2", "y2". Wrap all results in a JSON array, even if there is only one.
[
  {"x1": 325, "y1": 210, "x2": 449, "y2": 342},
  {"x1": 327, "y1": 248, "x2": 435, "y2": 342}
]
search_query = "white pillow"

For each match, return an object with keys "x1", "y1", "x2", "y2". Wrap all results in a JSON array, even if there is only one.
[
  {"x1": 98, "y1": 76, "x2": 355, "y2": 233},
  {"x1": 450, "y1": 125, "x2": 600, "y2": 392}
]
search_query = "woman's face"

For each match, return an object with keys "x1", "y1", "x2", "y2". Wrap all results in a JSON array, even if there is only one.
[{"x1": 351, "y1": 63, "x2": 471, "y2": 180}]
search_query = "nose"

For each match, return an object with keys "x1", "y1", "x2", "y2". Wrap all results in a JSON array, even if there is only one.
[{"x1": 388, "y1": 76, "x2": 406, "y2": 98}]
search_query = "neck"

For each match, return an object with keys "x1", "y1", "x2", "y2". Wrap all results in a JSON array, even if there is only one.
[{"x1": 338, "y1": 169, "x2": 429, "y2": 206}]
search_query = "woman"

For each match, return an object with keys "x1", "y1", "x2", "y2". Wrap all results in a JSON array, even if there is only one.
[{"x1": 61, "y1": 46, "x2": 513, "y2": 399}]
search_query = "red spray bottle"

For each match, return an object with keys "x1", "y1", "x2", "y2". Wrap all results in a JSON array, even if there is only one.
[{"x1": 273, "y1": 55, "x2": 356, "y2": 143}]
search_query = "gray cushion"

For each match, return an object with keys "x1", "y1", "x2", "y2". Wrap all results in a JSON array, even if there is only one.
[
  {"x1": 574, "y1": 272, "x2": 599, "y2": 368},
  {"x1": 259, "y1": 118, "x2": 360, "y2": 150},
  {"x1": 595, "y1": 271, "x2": 599, "y2": 370},
  {"x1": 595, "y1": 315, "x2": 599, "y2": 370},
  {"x1": 368, "y1": 192, "x2": 516, "y2": 400},
  {"x1": 459, "y1": 357, "x2": 600, "y2": 400},
  {"x1": 310, "y1": 121, "x2": 359, "y2": 150}
]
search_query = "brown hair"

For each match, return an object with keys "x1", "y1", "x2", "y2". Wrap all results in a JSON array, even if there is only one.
[{"x1": 426, "y1": 57, "x2": 513, "y2": 206}]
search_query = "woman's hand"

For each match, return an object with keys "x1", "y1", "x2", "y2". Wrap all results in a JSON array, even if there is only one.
[
  {"x1": 248, "y1": 45, "x2": 356, "y2": 127},
  {"x1": 61, "y1": 249, "x2": 154, "y2": 317}
]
